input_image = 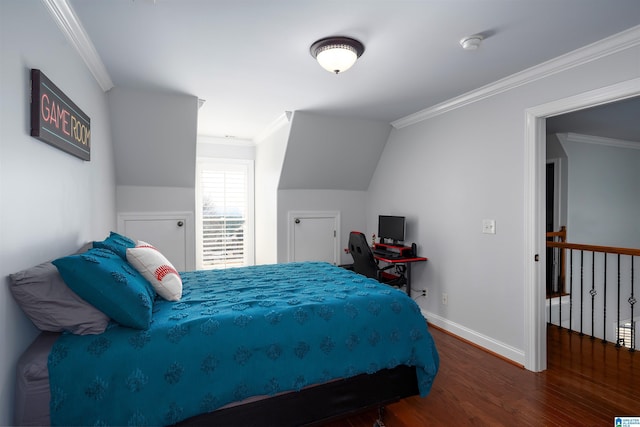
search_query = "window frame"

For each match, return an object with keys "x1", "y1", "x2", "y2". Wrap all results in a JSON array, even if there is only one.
[{"x1": 195, "y1": 158, "x2": 255, "y2": 269}]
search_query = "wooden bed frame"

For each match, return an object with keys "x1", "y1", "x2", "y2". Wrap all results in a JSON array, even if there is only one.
[{"x1": 175, "y1": 365, "x2": 419, "y2": 426}]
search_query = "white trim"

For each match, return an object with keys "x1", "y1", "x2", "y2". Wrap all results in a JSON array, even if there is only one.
[
  {"x1": 523, "y1": 110, "x2": 547, "y2": 372},
  {"x1": 117, "y1": 211, "x2": 196, "y2": 271},
  {"x1": 255, "y1": 112, "x2": 292, "y2": 145},
  {"x1": 41, "y1": 0, "x2": 114, "y2": 92},
  {"x1": 198, "y1": 135, "x2": 255, "y2": 147},
  {"x1": 287, "y1": 211, "x2": 341, "y2": 265},
  {"x1": 524, "y1": 77, "x2": 640, "y2": 372},
  {"x1": 557, "y1": 132, "x2": 640, "y2": 150},
  {"x1": 423, "y1": 310, "x2": 525, "y2": 366},
  {"x1": 392, "y1": 25, "x2": 640, "y2": 129}
]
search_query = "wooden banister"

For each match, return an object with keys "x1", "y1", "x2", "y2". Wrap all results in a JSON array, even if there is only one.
[
  {"x1": 546, "y1": 241, "x2": 640, "y2": 257},
  {"x1": 544, "y1": 226, "x2": 638, "y2": 350},
  {"x1": 546, "y1": 226, "x2": 567, "y2": 296},
  {"x1": 546, "y1": 225, "x2": 566, "y2": 241}
]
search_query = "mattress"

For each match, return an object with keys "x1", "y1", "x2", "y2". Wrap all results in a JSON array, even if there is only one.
[
  {"x1": 14, "y1": 332, "x2": 320, "y2": 425},
  {"x1": 15, "y1": 331, "x2": 58, "y2": 426},
  {"x1": 14, "y1": 334, "x2": 421, "y2": 427},
  {"x1": 15, "y1": 262, "x2": 439, "y2": 426}
]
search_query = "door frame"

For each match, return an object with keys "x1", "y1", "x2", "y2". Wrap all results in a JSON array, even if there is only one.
[
  {"x1": 287, "y1": 211, "x2": 341, "y2": 264},
  {"x1": 545, "y1": 158, "x2": 562, "y2": 294},
  {"x1": 523, "y1": 77, "x2": 640, "y2": 372},
  {"x1": 117, "y1": 211, "x2": 196, "y2": 270}
]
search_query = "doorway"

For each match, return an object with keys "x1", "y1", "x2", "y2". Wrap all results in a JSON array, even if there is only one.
[{"x1": 524, "y1": 77, "x2": 640, "y2": 372}]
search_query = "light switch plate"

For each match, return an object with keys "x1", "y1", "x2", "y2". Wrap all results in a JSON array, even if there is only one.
[{"x1": 482, "y1": 219, "x2": 496, "y2": 234}]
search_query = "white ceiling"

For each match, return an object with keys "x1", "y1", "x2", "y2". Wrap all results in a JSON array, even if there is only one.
[
  {"x1": 547, "y1": 96, "x2": 640, "y2": 143},
  {"x1": 68, "y1": 0, "x2": 640, "y2": 141}
]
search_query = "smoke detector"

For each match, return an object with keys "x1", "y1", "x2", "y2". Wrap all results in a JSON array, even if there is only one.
[{"x1": 459, "y1": 35, "x2": 483, "y2": 50}]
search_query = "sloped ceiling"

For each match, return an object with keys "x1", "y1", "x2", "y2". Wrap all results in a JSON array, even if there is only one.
[
  {"x1": 547, "y1": 96, "x2": 640, "y2": 143},
  {"x1": 108, "y1": 88, "x2": 198, "y2": 187},
  {"x1": 44, "y1": 1, "x2": 640, "y2": 191},
  {"x1": 280, "y1": 112, "x2": 391, "y2": 191},
  {"x1": 66, "y1": 0, "x2": 640, "y2": 140}
]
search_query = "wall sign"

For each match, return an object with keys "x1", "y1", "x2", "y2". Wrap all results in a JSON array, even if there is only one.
[{"x1": 30, "y1": 69, "x2": 91, "y2": 161}]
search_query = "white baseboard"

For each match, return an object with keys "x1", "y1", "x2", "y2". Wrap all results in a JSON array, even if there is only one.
[{"x1": 423, "y1": 310, "x2": 525, "y2": 366}]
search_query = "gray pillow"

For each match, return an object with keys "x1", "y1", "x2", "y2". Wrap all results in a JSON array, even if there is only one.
[{"x1": 9, "y1": 260, "x2": 110, "y2": 335}]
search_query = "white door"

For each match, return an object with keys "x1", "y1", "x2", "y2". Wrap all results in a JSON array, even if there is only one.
[
  {"x1": 289, "y1": 212, "x2": 340, "y2": 264},
  {"x1": 118, "y1": 212, "x2": 195, "y2": 271}
]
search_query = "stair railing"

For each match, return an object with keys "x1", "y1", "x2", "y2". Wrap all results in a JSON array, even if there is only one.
[{"x1": 546, "y1": 229, "x2": 639, "y2": 352}]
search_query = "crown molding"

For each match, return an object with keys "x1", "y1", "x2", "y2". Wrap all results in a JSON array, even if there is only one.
[
  {"x1": 41, "y1": 0, "x2": 114, "y2": 92},
  {"x1": 392, "y1": 25, "x2": 640, "y2": 129},
  {"x1": 557, "y1": 132, "x2": 640, "y2": 150}
]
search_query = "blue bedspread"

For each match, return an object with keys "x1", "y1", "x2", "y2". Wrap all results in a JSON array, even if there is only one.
[{"x1": 48, "y1": 262, "x2": 439, "y2": 426}]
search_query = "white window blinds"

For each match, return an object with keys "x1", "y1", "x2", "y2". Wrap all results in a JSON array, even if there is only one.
[{"x1": 196, "y1": 160, "x2": 254, "y2": 269}]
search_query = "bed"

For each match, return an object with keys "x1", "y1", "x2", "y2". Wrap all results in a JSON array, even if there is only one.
[{"x1": 10, "y1": 233, "x2": 439, "y2": 426}]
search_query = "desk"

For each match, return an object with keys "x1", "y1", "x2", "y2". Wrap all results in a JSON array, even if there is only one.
[{"x1": 373, "y1": 245, "x2": 427, "y2": 296}]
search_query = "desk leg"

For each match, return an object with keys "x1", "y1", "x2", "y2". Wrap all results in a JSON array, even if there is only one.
[{"x1": 405, "y1": 263, "x2": 412, "y2": 296}]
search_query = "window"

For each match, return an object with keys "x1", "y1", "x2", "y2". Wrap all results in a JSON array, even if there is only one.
[
  {"x1": 196, "y1": 159, "x2": 254, "y2": 269},
  {"x1": 616, "y1": 319, "x2": 637, "y2": 349}
]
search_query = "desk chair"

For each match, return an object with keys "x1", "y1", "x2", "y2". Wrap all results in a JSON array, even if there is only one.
[{"x1": 348, "y1": 231, "x2": 405, "y2": 287}]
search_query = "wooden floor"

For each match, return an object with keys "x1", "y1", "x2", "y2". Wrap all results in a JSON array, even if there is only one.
[{"x1": 322, "y1": 324, "x2": 639, "y2": 426}]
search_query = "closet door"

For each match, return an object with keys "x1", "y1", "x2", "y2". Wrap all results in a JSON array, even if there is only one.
[
  {"x1": 118, "y1": 212, "x2": 195, "y2": 271},
  {"x1": 288, "y1": 211, "x2": 340, "y2": 265}
]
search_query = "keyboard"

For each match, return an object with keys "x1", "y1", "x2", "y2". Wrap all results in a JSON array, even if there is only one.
[{"x1": 373, "y1": 250, "x2": 402, "y2": 259}]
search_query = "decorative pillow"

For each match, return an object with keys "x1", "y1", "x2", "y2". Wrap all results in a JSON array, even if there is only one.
[
  {"x1": 93, "y1": 231, "x2": 135, "y2": 260},
  {"x1": 126, "y1": 241, "x2": 182, "y2": 301},
  {"x1": 9, "y1": 261, "x2": 110, "y2": 335},
  {"x1": 52, "y1": 247, "x2": 156, "y2": 329}
]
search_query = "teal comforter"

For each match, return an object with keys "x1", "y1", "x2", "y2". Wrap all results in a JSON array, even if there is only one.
[{"x1": 48, "y1": 262, "x2": 439, "y2": 426}]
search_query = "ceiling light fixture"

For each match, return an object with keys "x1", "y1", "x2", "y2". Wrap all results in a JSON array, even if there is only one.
[
  {"x1": 459, "y1": 35, "x2": 483, "y2": 50},
  {"x1": 310, "y1": 36, "x2": 365, "y2": 74}
]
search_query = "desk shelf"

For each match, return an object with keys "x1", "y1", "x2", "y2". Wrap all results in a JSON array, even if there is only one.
[
  {"x1": 374, "y1": 243, "x2": 413, "y2": 257},
  {"x1": 372, "y1": 244, "x2": 427, "y2": 296}
]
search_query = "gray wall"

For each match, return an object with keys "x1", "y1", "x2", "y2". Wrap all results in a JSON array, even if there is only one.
[
  {"x1": 561, "y1": 137, "x2": 640, "y2": 247},
  {"x1": 109, "y1": 88, "x2": 199, "y2": 265},
  {"x1": 274, "y1": 112, "x2": 391, "y2": 266},
  {"x1": 280, "y1": 112, "x2": 391, "y2": 191},
  {"x1": 367, "y1": 44, "x2": 640, "y2": 364},
  {"x1": 255, "y1": 119, "x2": 290, "y2": 265},
  {"x1": 108, "y1": 87, "x2": 198, "y2": 187},
  {"x1": 277, "y1": 189, "x2": 367, "y2": 265},
  {"x1": 0, "y1": 2, "x2": 117, "y2": 424}
]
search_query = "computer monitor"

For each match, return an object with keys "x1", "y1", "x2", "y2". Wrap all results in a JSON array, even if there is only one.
[{"x1": 378, "y1": 215, "x2": 405, "y2": 245}]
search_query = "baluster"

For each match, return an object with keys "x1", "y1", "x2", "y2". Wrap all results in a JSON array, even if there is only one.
[
  {"x1": 590, "y1": 252, "x2": 596, "y2": 340},
  {"x1": 548, "y1": 247, "x2": 553, "y2": 325},
  {"x1": 616, "y1": 254, "x2": 621, "y2": 348},
  {"x1": 569, "y1": 250, "x2": 573, "y2": 334},
  {"x1": 544, "y1": 237, "x2": 639, "y2": 348},
  {"x1": 580, "y1": 250, "x2": 584, "y2": 336},
  {"x1": 557, "y1": 244, "x2": 562, "y2": 329},
  {"x1": 602, "y1": 254, "x2": 607, "y2": 344},
  {"x1": 630, "y1": 256, "x2": 636, "y2": 352}
]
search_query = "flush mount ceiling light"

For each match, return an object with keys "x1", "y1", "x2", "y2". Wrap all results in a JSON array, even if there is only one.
[
  {"x1": 310, "y1": 36, "x2": 365, "y2": 74},
  {"x1": 459, "y1": 35, "x2": 483, "y2": 50}
]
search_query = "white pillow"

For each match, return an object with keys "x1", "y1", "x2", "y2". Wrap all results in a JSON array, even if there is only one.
[{"x1": 126, "y1": 241, "x2": 182, "y2": 301}]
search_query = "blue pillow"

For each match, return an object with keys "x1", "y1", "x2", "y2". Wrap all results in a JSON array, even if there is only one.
[
  {"x1": 53, "y1": 247, "x2": 156, "y2": 330},
  {"x1": 93, "y1": 231, "x2": 135, "y2": 260}
]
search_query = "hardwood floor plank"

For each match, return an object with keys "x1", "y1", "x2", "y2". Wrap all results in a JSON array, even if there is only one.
[{"x1": 321, "y1": 323, "x2": 639, "y2": 426}]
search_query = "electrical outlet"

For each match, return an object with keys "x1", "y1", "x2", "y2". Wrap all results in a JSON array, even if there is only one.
[
  {"x1": 421, "y1": 289, "x2": 428, "y2": 298},
  {"x1": 442, "y1": 292, "x2": 448, "y2": 305}
]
